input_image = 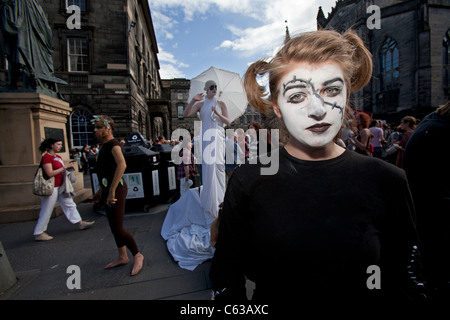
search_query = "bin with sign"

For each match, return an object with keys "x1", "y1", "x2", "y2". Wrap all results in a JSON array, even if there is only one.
[
  {"x1": 122, "y1": 145, "x2": 160, "y2": 212},
  {"x1": 88, "y1": 157, "x2": 104, "y2": 213},
  {"x1": 151, "y1": 143, "x2": 177, "y2": 203},
  {"x1": 125, "y1": 132, "x2": 152, "y2": 148}
]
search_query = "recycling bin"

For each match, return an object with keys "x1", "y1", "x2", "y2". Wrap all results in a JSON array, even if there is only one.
[
  {"x1": 151, "y1": 143, "x2": 177, "y2": 203},
  {"x1": 88, "y1": 156, "x2": 104, "y2": 213},
  {"x1": 125, "y1": 132, "x2": 152, "y2": 148},
  {"x1": 122, "y1": 145, "x2": 160, "y2": 212}
]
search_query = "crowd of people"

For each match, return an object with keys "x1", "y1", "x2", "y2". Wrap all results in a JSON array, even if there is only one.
[
  {"x1": 337, "y1": 113, "x2": 419, "y2": 169},
  {"x1": 69, "y1": 143, "x2": 99, "y2": 175},
  {"x1": 70, "y1": 135, "x2": 181, "y2": 174}
]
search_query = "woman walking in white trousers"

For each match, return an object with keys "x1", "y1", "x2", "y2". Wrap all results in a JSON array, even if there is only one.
[{"x1": 34, "y1": 138, "x2": 94, "y2": 241}]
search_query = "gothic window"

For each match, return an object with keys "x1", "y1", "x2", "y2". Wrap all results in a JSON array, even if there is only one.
[
  {"x1": 70, "y1": 109, "x2": 95, "y2": 148},
  {"x1": 67, "y1": 38, "x2": 89, "y2": 72},
  {"x1": 379, "y1": 37, "x2": 399, "y2": 91},
  {"x1": 443, "y1": 29, "x2": 450, "y2": 89}
]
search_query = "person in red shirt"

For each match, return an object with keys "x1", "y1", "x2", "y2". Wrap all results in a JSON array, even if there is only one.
[{"x1": 33, "y1": 138, "x2": 94, "y2": 241}]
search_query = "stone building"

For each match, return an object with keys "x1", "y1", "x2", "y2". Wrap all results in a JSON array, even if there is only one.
[
  {"x1": 234, "y1": 105, "x2": 262, "y2": 129},
  {"x1": 7, "y1": 0, "x2": 170, "y2": 148},
  {"x1": 162, "y1": 78, "x2": 192, "y2": 135},
  {"x1": 317, "y1": 0, "x2": 450, "y2": 122}
]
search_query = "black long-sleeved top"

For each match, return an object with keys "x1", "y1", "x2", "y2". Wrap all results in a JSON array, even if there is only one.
[
  {"x1": 210, "y1": 148, "x2": 419, "y2": 302},
  {"x1": 404, "y1": 111, "x2": 450, "y2": 294}
]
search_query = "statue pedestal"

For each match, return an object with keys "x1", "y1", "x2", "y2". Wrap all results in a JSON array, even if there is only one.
[
  {"x1": 0, "y1": 241, "x2": 17, "y2": 293},
  {"x1": 0, "y1": 93, "x2": 91, "y2": 223}
]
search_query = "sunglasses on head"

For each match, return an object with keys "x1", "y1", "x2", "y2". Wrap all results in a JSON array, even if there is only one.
[{"x1": 209, "y1": 85, "x2": 217, "y2": 90}]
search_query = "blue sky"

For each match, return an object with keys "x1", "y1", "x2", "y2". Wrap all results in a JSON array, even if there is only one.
[{"x1": 148, "y1": 0, "x2": 338, "y2": 80}]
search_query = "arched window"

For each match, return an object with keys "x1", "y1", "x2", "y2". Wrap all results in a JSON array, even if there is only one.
[
  {"x1": 70, "y1": 109, "x2": 95, "y2": 148},
  {"x1": 379, "y1": 37, "x2": 399, "y2": 91},
  {"x1": 443, "y1": 29, "x2": 450, "y2": 90}
]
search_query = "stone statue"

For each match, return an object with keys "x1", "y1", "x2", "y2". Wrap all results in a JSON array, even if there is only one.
[{"x1": 0, "y1": 0, "x2": 66, "y2": 99}]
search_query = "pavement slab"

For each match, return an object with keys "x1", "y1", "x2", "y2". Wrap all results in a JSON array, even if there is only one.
[{"x1": 0, "y1": 202, "x2": 212, "y2": 301}]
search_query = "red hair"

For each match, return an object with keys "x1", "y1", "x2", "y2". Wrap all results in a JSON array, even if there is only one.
[{"x1": 358, "y1": 112, "x2": 371, "y2": 129}]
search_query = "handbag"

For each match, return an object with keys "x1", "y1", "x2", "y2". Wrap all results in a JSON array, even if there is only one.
[
  {"x1": 385, "y1": 144, "x2": 398, "y2": 155},
  {"x1": 32, "y1": 163, "x2": 55, "y2": 196},
  {"x1": 180, "y1": 178, "x2": 193, "y2": 197}
]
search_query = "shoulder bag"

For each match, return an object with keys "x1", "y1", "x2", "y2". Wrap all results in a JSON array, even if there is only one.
[{"x1": 32, "y1": 161, "x2": 55, "y2": 196}]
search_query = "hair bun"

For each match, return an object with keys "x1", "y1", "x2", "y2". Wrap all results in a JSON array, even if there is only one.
[
  {"x1": 244, "y1": 59, "x2": 272, "y2": 115},
  {"x1": 342, "y1": 31, "x2": 373, "y2": 93}
]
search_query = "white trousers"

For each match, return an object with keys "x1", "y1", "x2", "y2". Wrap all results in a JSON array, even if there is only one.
[{"x1": 33, "y1": 187, "x2": 82, "y2": 235}]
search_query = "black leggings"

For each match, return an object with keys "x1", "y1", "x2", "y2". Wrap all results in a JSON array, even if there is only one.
[{"x1": 102, "y1": 183, "x2": 139, "y2": 256}]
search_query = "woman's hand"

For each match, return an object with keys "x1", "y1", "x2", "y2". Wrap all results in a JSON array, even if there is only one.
[
  {"x1": 184, "y1": 94, "x2": 204, "y2": 117},
  {"x1": 215, "y1": 101, "x2": 231, "y2": 126},
  {"x1": 106, "y1": 190, "x2": 117, "y2": 207},
  {"x1": 192, "y1": 93, "x2": 204, "y2": 102},
  {"x1": 64, "y1": 162, "x2": 76, "y2": 169}
]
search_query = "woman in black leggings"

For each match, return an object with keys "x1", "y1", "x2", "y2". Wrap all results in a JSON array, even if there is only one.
[{"x1": 92, "y1": 115, "x2": 144, "y2": 276}]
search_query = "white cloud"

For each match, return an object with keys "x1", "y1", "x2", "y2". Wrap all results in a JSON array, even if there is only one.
[
  {"x1": 148, "y1": 0, "x2": 337, "y2": 78},
  {"x1": 157, "y1": 46, "x2": 189, "y2": 79},
  {"x1": 150, "y1": 9, "x2": 176, "y2": 40},
  {"x1": 149, "y1": 0, "x2": 253, "y2": 21},
  {"x1": 216, "y1": 0, "x2": 331, "y2": 59},
  {"x1": 159, "y1": 63, "x2": 186, "y2": 79},
  {"x1": 217, "y1": 23, "x2": 285, "y2": 57}
]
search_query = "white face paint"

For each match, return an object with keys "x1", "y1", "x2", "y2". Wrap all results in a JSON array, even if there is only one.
[
  {"x1": 275, "y1": 62, "x2": 347, "y2": 148},
  {"x1": 205, "y1": 85, "x2": 217, "y2": 99}
]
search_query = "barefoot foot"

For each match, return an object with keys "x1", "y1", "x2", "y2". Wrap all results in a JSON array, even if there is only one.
[
  {"x1": 104, "y1": 257, "x2": 129, "y2": 269},
  {"x1": 131, "y1": 253, "x2": 144, "y2": 276}
]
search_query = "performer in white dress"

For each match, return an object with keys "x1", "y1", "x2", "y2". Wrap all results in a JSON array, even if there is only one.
[
  {"x1": 184, "y1": 80, "x2": 231, "y2": 217},
  {"x1": 161, "y1": 81, "x2": 230, "y2": 270}
]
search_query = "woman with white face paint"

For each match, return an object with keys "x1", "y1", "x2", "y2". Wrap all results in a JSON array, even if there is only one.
[{"x1": 210, "y1": 30, "x2": 424, "y2": 303}]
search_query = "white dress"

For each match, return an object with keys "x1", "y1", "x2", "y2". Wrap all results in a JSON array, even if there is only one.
[
  {"x1": 199, "y1": 97, "x2": 226, "y2": 218},
  {"x1": 161, "y1": 187, "x2": 215, "y2": 271},
  {"x1": 159, "y1": 98, "x2": 225, "y2": 270}
]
